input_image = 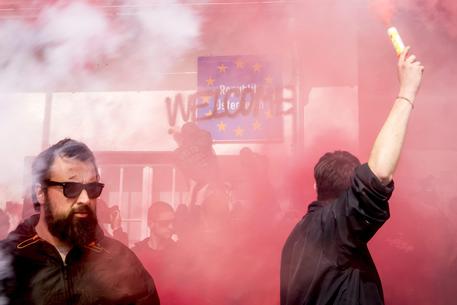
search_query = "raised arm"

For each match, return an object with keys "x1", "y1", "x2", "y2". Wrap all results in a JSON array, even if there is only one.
[{"x1": 368, "y1": 46, "x2": 424, "y2": 184}]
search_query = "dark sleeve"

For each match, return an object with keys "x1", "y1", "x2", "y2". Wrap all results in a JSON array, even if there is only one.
[
  {"x1": 135, "y1": 269, "x2": 160, "y2": 305},
  {"x1": 102, "y1": 239, "x2": 160, "y2": 305},
  {"x1": 127, "y1": 248, "x2": 160, "y2": 305},
  {"x1": 335, "y1": 163, "x2": 394, "y2": 244}
]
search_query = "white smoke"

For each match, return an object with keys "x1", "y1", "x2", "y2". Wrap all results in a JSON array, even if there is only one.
[
  {"x1": 0, "y1": 0, "x2": 201, "y2": 202},
  {"x1": 0, "y1": 0, "x2": 201, "y2": 91}
]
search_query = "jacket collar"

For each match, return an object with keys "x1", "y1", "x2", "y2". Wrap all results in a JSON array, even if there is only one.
[
  {"x1": 307, "y1": 199, "x2": 336, "y2": 213},
  {"x1": 7, "y1": 214, "x2": 107, "y2": 252},
  {"x1": 307, "y1": 201, "x2": 326, "y2": 213}
]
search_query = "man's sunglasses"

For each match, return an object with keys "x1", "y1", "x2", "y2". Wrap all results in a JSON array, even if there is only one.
[{"x1": 45, "y1": 180, "x2": 105, "y2": 199}]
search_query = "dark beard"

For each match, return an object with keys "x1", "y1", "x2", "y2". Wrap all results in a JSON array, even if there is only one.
[{"x1": 45, "y1": 199, "x2": 98, "y2": 247}]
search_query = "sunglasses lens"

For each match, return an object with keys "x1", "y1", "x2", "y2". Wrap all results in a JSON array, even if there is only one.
[
  {"x1": 64, "y1": 183, "x2": 84, "y2": 198},
  {"x1": 62, "y1": 182, "x2": 104, "y2": 199},
  {"x1": 86, "y1": 183, "x2": 104, "y2": 199}
]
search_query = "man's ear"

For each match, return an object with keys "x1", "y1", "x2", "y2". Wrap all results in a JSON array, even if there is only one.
[
  {"x1": 313, "y1": 182, "x2": 317, "y2": 192},
  {"x1": 35, "y1": 183, "x2": 46, "y2": 205}
]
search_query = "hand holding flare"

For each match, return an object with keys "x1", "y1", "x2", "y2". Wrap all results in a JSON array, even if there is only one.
[{"x1": 387, "y1": 27, "x2": 406, "y2": 56}]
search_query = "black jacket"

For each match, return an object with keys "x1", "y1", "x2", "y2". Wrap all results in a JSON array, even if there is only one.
[
  {"x1": 0, "y1": 215, "x2": 160, "y2": 305},
  {"x1": 280, "y1": 164, "x2": 394, "y2": 305}
]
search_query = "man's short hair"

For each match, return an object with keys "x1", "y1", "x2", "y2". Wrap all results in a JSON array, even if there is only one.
[
  {"x1": 314, "y1": 151, "x2": 361, "y2": 201},
  {"x1": 31, "y1": 138, "x2": 99, "y2": 211},
  {"x1": 148, "y1": 201, "x2": 174, "y2": 226}
]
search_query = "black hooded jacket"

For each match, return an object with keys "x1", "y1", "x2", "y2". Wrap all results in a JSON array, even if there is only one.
[
  {"x1": 0, "y1": 214, "x2": 160, "y2": 305},
  {"x1": 280, "y1": 164, "x2": 394, "y2": 305}
]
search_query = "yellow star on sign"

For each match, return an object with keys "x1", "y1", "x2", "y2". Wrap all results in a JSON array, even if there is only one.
[
  {"x1": 200, "y1": 95, "x2": 211, "y2": 105},
  {"x1": 234, "y1": 127, "x2": 244, "y2": 137},
  {"x1": 252, "y1": 63, "x2": 262, "y2": 72},
  {"x1": 206, "y1": 77, "x2": 215, "y2": 86},
  {"x1": 235, "y1": 59, "x2": 245, "y2": 69},
  {"x1": 252, "y1": 120, "x2": 261, "y2": 130},
  {"x1": 265, "y1": 76, "x2": 273, "y2": 84},
  {"x1": 265, "y1": 110, "x2": 273, "y2": 119},
  {"x1": 217, "y1": 64, "x2": 228, "y2": 73},
  {"x1": 217, "y1": 121, "x2": 226, "y2": 132}
]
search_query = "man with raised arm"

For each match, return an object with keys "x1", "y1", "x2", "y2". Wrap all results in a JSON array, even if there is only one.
[{"x1": 280, "y1": 47, "x2": 424, "y2": 305}]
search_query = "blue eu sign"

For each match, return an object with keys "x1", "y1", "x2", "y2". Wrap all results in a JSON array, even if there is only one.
[{"x1": 196, "y1": 55, "x2": 283, "y2": 142}]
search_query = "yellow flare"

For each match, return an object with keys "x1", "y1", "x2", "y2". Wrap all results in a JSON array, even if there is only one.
[{"x1": 387, "y1": 27, "x2": 405, "y2": 55}]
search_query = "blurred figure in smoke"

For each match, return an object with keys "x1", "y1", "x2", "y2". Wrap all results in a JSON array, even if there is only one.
[
  {"x1": 97, "y1": 200, "x2": 128, "y2": 246},
  {"x1": 21, "y1": 188, "x2": 38, "y2": 220},
  {"x1": 281, "y1": 47, "x2": 424, "y2": 305},
  {"x1": 173, "y1": 203, "x2": 191, "y2": 241},
  {"x1": 4, "y1": 201, "x2": 22, "y2": 234},
  {"x1": 182, "y1": 189, "x2": 236, "y2": 305},
  {"x1": 0, "y1": 208, "x2": 10, "y2": 239},
  {"x1": 173, "y1": 122, "x2": 221, "y2": 207},
  {"x1": 132, "y1": 201, "x2": 180, "y2": 305},
  {"x1": 200, "y1": 191, "x2": 230, "y2": 235},
  {"x1": 0, "y1": 139, "x2": 159, "y2": 305},
  {"x1": 237, "y1": 147, "x2": 279, "y2": 218}
]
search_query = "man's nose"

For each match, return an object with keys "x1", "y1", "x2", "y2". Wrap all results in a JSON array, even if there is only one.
[{"x1": 76, "y1": 188, "x2": 90, "y2": 204}]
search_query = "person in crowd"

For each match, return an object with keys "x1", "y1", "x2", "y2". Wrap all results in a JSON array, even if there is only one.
[
  {"x1": 97, "y1": 200, "x2": 128, "y2": 246},
  {"x1": 280, "y1": 47, "x2": 424, "y2": 305},
  {"x1": 132, "y1": 201, "x2": 180, "y2": 305},
  {"x1": 0, "y1": 138, "x2": 159, "y2": 305}
]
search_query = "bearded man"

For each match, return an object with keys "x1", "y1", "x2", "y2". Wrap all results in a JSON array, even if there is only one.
[{"x1": 0, "y1": 139, "x2": 160, "y2": 305}]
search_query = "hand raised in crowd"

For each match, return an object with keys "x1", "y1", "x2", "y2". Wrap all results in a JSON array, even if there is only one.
[{"x1": 398, "y1": 46, "x2": 424, "y2": 103}]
